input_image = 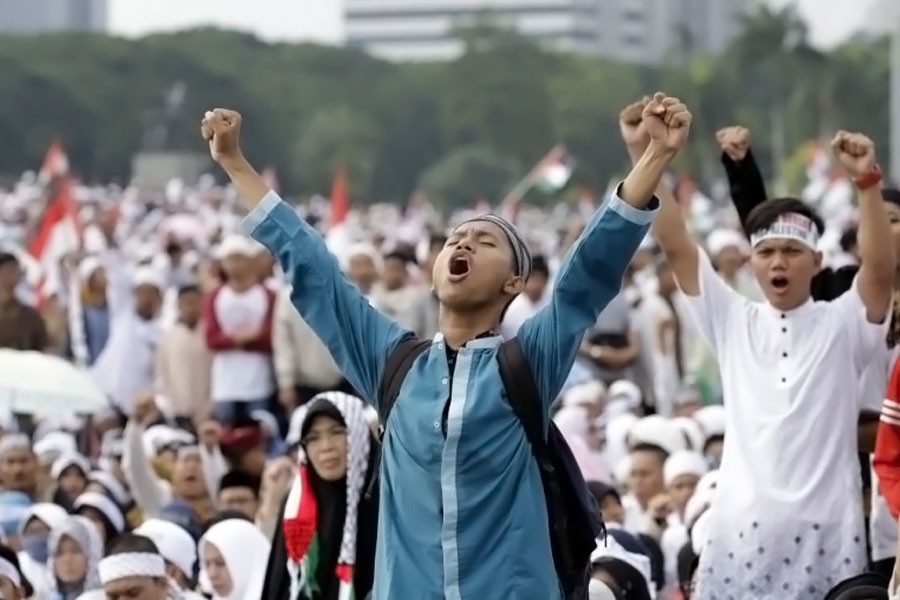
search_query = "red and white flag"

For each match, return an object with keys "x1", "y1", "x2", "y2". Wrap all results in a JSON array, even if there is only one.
[{"x1": 27, "y1": 178, "x2": 80, "y2": 305}]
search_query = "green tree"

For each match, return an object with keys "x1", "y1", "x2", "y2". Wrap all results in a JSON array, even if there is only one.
[{"x1": 418, "y1": 144, "x2": 521, "y2": 209}]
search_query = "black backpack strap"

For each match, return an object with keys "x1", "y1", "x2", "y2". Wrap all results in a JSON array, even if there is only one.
[
  {"x1": 377, "y1": 336, "x2": 432, "y2": 423},
  {"x1": 365, "y1": 335, "x2": 430, "y2": 500},
  {"x1": 497, "y1": 338, "x2": 576, "y2": 582},
  {"x1": 496, "y1": 337, "x2": 544, "y2": 446}
]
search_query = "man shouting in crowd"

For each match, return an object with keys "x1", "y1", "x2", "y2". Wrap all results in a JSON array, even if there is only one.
[
  {"x1": 620, "y1": 95, "x2": 894, "y2": 598},
  {"x1": 199, "y1": 93, "x2": 690, "y2": 598}
]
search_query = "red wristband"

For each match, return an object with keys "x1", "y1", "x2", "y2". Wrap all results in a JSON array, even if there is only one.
[{"x1": 855, "y1": 164, "x2": 883, "y2": 191}]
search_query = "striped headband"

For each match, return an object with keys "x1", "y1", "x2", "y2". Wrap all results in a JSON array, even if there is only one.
[
  {"x1": 459, "y1": 214, "x2": 533, "y2": 280},
  {"x1": 750, "y1": 212, "x2": 819, "y2": 250},
  {"x1": 98, "y1": 552, "x2": 166, "y2": 584}
]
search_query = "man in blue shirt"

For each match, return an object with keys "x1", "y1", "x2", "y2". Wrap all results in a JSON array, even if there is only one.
[{"x1": 200, "y1": 93, "x2": 691, "y2": 599}]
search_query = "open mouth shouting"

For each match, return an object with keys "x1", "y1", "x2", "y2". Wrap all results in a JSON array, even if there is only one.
[
  {"x1": 447, "y1": 251, "x2": 471, "y2": 283},
  {"x1": 770, "y1": 275, "x2": 789, "y2": 295}
]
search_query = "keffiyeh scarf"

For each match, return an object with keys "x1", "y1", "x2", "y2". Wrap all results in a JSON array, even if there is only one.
[{"x1": 282, "y1": 392, "x2": 371, "y2": 600}]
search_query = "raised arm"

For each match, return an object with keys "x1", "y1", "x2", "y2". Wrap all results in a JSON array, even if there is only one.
[
  {"x1": 201, "y1": 109, "x2": 409, "y2": 404},
  {"x1": 517, "y1": 92, "x2": 688, "y2": 409},
  {"x1": 830, "y1": 131, "x2": 895, "y2": 323},
  {"x1": 716, "y1": 126, "x2": 767, "y2": 236}
]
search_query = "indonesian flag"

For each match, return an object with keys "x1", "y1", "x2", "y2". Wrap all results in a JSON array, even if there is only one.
[
  {"x1": 27, "y1": 177, "x2": 80, "y2": 304},
  {"x1": 873, "y1": 355, "x2": 900, "y2": 518}
]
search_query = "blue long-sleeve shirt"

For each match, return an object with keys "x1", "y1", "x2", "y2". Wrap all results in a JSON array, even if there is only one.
[{"x1": 242, "y1": 189, "x2": 657, "y2": 599}]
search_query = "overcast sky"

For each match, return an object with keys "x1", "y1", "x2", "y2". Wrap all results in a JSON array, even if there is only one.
[{"x1": 107, "y1": 0, "x2": 881, "y2": 48}]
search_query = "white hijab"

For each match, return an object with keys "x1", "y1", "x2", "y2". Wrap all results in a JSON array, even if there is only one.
[{"x1": 199, "y1": 520, "x2": 270, "y2": 600}]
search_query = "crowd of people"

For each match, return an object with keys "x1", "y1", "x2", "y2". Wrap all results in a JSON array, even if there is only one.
[{"x1": 0, "y1": 92, "x2": 897, "y2": 600}]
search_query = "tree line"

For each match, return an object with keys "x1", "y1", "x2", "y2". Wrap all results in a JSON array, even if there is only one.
[{"x1": 0, "y1": 5, "x2": 891, "y2": 209}]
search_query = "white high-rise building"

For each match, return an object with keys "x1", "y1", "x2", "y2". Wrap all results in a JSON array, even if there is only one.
[
  {"x1": 0, "y1": 0, "x2": 107, "y2": 34},
  {"x1": 344, "y1": 0, "x2": 747, "y2": 63}
]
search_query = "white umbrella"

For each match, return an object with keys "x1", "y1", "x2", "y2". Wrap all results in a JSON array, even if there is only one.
[{"x1": 0, "y1": 350, "x2": 109, "y2": 414}]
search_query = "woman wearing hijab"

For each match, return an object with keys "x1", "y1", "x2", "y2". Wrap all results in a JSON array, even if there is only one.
[
  {"x1": 47, "y1": 516, "x2": 103, "y2": 600},
  {"x1": 16, "y1": 503, "x2": 68, "y2": 598},
  {"x1": 264, "y1": 391, "x2": 378, "y2": 600},
  {"x1": 199, "y1": 519, "x2": 270, "y2": 600}
]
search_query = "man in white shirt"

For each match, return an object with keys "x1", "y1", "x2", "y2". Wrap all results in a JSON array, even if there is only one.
[{"x1": 621, "y1": 95, "x2": 895, "y2": 598}]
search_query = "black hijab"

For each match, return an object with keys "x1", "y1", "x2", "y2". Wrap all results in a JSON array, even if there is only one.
[{"x1": 261, "y1": 400, "x2": 379, "y2": 600}]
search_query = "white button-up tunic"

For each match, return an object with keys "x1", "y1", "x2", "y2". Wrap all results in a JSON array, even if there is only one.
[{"x1": 683, "y1": 253, "x2": 889, "y2": 599}]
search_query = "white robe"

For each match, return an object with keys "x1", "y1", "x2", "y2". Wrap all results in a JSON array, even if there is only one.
[{"x1": 682, "y1": 253, "x2": 889, "y2": 599}]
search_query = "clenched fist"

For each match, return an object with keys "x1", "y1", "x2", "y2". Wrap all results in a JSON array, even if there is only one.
[
  {"x1": 830, "y1": 131, "x2": 877, "y2": 179},
  {"x1": 641, "y1": 92, "x2": 692, "y2": 153},
  {"x1": 619, "y1": 97, "x2": 651, "y2": 158},
  {"x1": 201, "y1": 108, "x2": 243, "y2": 163},
  {"x1": 716, "y1": 126, "x2": 751, "y2": 162}
]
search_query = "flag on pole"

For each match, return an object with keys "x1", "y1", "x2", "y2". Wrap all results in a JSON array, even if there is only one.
[
  {"x1": 28, "y1": 178, "x2": 80, "y2": 306},
  {"x1": 532, "y1": 145, "x2": 574, "y2": 194}
]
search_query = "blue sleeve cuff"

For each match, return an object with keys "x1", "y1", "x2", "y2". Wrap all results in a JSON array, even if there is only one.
[
  {"x1": 240, "y1": 190, "x2": 283, "y2": 235},
  {"x1": 607, "y1": 183, "x2": 660, "y2": 226}
]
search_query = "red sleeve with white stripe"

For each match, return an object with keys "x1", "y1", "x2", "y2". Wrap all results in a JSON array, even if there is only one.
[{"x1": 873, "y1": 354, "x2": 900, "y2": 519}]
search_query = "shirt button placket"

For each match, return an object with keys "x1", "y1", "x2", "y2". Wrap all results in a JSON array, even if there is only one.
[{"x1": 780, "y1": 314, "x2": 788, "y2": 384}]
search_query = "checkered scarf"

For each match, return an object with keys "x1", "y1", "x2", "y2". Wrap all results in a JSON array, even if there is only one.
[{"x1": 283, "y1": 392, "x2": 370, "y2": 600}]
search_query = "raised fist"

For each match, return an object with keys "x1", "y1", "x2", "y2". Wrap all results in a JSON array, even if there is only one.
[
  {"x1": 716, "y1": 126, "x2": 751, "y2": 162},
  {"x1": 641, "y1": 92, "x2": 692, "y2": 153},
  {"x1": 200, "y1": 108, "x2": 243, "y2": 163},
  {"x1": 618, "y1": 97, "x2": 651, "y2": 156},
  {"x1": 830, "y1": 131, "x2": 876, "y2": 179}
]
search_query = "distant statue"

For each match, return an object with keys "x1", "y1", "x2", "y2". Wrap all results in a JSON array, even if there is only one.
[{"x1": 140, "y1": 82, "x2": 188, "y2": 151}]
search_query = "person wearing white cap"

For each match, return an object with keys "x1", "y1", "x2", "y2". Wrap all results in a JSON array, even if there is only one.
[
  {"x1": 73, "y1": 492, "x2": 125, "y2": 544},
  {"x1": 704, "y1": 227, "x2": 761, "y2": 301},
  {"x1": 90, "y1": 266, "x2": 164, "y2": 416},
  {"x1": 51, "y1": 453, "x2": 91, "y2": 509},
  {"x1": 206, "y1": 234, "x2": 277, "y2": 426},
  {"x1": 97, "y1": 534, "x2": 169, "y2": 600},
  {"x1": 133, "y1": 520, "x2": 203, "y2": 598},
  {"x1": 68, "y1": 255, "x2": 112, "y2": 369},
  {"x1": 16, "y1": 503, "x2": 68, "y2": 599}
]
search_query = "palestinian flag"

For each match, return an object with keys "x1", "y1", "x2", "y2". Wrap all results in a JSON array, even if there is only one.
[{"x1": 532, "y1": 145, "x2": 574, "y2": 193}]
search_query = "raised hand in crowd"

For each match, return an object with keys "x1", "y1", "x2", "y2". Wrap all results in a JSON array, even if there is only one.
[
  {"x1": 619, "y1": 96, "x2": 651, "y2": 161},
  {"x1": 830, "y1": 130, "x2": 878, "y2": 179},
  {"x1": 716, "y1": 126, "x2": 751, "y2": 162},
  {"x1": 641, "y1": 92, "x2": 693, "y2": 154}
]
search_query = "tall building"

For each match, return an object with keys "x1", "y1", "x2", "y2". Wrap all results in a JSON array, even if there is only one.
[
  {"x1": 344, "y1": 0, "x2": 747, "y2": 63},
  {"x1": 0, "y1": 0, "x2": 107, "y2": 34}
]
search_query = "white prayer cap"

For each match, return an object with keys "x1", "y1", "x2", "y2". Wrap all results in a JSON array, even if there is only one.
[
  {"x1": 693, "y1": 405, "x2": 726, "y2": 441},
  {"x1": 142, "y1": 425, "x2": 195, "y2": 457},
  {"x1": 672, "y1": 416, "x2": 705, "y2": 451},
  {"x1": 607, "y1": 380, "x2": 642, "y2": 408},
  {"x1": 215, "y1": 234, "x2": 259, "y2": 259},
  {"x1": 88, "y1": 471, "x2": 132, "y2": 506},
  {"x1": 340, "y1": 242, "x2": 382, "y2": 271},
  {"x1": 0, "y1": 434, "x2": 31, "y2": 457},
  {"x1": 706, "y1": 228, "x2": 749, "y2": 257},
  {"x1": 132, "y1": 266, "x2": 164, "y2": 291},
  {"x1": 561, "y1": 380, "x2": 606, "y2": 408},
  {"x1": 135, "y1": 519, "x2": 197, "y2": 579},
  {"x1": 664, "y1": 450, "x2": 708, "y2": 487},
  {"x1": 78, "y1": 256, "x2": 104, "y2": 281},
  {"x1": 51, "y1": 452, "x2": 91, "y2": 480},
  {"x1": 629, "y1": 415, "x2": 686, "y2": 456},
  {"x1": 74, "y1": 492, "x2": 125, "y2": 534},
  {"x1": 33, "y1": 431, "x2": 77, "y2": 465},
  {"x1": 286, "y1": 404, "x2": 309, "y2": 448}
]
